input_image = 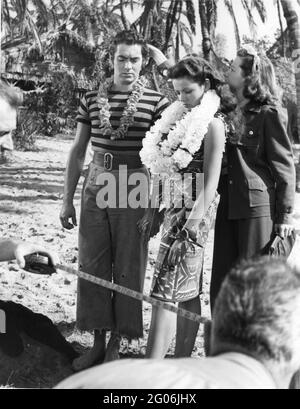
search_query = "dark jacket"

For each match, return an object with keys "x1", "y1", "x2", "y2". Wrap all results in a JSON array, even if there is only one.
[{"x1": 226, "y1": 102, "x2": 295, "y2": 224}]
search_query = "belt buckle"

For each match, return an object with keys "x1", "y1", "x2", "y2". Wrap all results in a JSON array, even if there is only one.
[{"x1": 104, "y1": 153, "x2": 113, "y2": 171}]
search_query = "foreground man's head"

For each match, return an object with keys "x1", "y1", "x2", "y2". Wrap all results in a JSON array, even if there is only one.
[{"x1": 211, "y1": 257, "x2": 300, "y2": 388}]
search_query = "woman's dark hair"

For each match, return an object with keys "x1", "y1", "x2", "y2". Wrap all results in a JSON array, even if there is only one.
[
  {"x1": 237, "y1": 48, "x2": 278, "y2": 105},
  {"x1": 169, "y1": 56, "x2": 236, "y2": 114},
  {"x1": 0, "y1": 81, "x2": 23, "y2": 108}
]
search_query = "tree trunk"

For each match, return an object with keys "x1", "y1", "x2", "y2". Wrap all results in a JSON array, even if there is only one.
[
  {"x1": 198, "y1": 0, "x2": 212, "y2": 60},
  {"x1": 277, "y1": 0, "x2": 286, "y2": 57},
  {"x1": 281, "y1": 0, "x2": 300, "y2": 138},
  {"x1": 280, "y1": 0, "x2": 300, "y2": 191}
]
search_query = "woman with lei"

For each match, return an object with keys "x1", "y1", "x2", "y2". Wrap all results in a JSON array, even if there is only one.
[{"x1": 139, "y1": 56, "x2": 232, "y2": 358}]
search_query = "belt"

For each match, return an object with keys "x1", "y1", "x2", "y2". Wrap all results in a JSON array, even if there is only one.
[{"x1": 93, "y1": 152, "x2": 143, "y2": 171}]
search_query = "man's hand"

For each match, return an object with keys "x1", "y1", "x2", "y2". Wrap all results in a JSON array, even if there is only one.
[
  {"x1": 60, "y1": 203, "x2": 77, "y2": 230},
  {"x1": 137, "y1": 208, "x2": 165, "y2": 242},
  {"x1": 274, "y1": 224, "x2": 295, "y2": 239},
  {"x1": 14, "y1": 242, "x2": 59, "y2": 269},
  {"x1": 147, "y1": 44, "x2": 168, "y2": 66}
]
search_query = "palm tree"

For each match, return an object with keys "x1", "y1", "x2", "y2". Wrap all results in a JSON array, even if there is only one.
[
  {"x1": 198, "y1": 0, "x2": 218, "y2": 59},
  {"x1": 140, "y1": 0, "x2": 267, "y2": 61},
  {"x1": 276, "y1": 0, "x2": 286, "y2": 56},
  {"x1": 280, "y1": 0, "x2": 300, "y2": 132},
  {"x1": 223, "y1": 0, "x2": 267, "y2": 51},
  {"x1": 280, "y1": 0, "x2": 300, "y2": 190},
  {"x1": 1, "y1": 0, "x2": 50, "y2": 52}
]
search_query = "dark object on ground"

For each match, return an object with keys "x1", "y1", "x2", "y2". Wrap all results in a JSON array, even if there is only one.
[
  {"x1": 24, "y1": 253, "x2": 57, "y2": 275},
  {"x1": 0, "y1": 300, "x2": 78, "y2": 361}
]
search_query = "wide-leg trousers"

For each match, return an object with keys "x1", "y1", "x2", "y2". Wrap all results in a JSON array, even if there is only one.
[{"x1": 77, "y1": 163, "x2": 149, "y2": 339}]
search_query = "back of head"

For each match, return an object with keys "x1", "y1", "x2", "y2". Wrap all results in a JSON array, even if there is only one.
[
  {"x1": 168, "y1": 55, "x2": 224, "y2": 89},
  {"x1": 237, "y1": 48, "x2": 279, "y2": 105},
  {"x1": 0, "y1": 81, "x2": 23, "y2": 108},
  {"x1": 259, "y1": 54, "x2": 282, "y2": 103},
  {"x1": 212, "y1": 257, "x2": 300, "y2": 370}
]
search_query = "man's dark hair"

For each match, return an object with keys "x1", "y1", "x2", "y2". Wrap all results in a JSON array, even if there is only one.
[
  {"x1": 0, "y1": 81, "x2": 23, "y2": 108},
  {"x1": 112, "y1": 30, "x2": 149, "y2": 60},
  {"x1": 212, "y1": 257, "x2": 300, "y2": 365}
]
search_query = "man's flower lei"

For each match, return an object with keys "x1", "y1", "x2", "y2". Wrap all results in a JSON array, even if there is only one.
[{"x1": 97, "y1": 76, "x2": 148, "y2": 140}]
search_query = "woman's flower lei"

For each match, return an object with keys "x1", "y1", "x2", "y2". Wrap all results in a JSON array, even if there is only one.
[
  {"x1": 140, "y1": 90, "x2": 221, "y2": 176},
  {"x1": 96, "y1": 76, "x2": 148, "y2": 140}
]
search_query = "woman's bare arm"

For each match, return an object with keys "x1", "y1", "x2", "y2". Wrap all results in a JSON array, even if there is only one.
[{"x1": 184, "y1": 117, "x2": 226, "y2": 232}]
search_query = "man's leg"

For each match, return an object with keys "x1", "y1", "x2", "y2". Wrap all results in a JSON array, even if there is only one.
[
  {"x1": 107, "y1": 206, "x2": 148, "y2": 348},
  {"x1": 105, "y1": 167, "x2": 149, "y2": 358},
  {"x1": 104, "y1": 332, "x2": 122, "y2": 363},
  {"x1": 73, "y1": 182, "x2": 114, "y2": 371},
  {"x1": 73, "y1": 329, "x2": 107, "y2": 371}
]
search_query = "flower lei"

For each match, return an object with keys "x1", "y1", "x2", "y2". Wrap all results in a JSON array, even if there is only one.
[
  {"x1": 140, "y1": 90, "x2": 221, "y2": 176},
  {"x1": 96, "y1": 76, "x2": 148, "y2": 140}
]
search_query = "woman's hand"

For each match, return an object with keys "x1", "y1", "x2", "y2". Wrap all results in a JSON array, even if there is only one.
[
  {"x1": 167, "y1": 239, "x2": 189, "y2": 267},
  {"x1": 137, "y1": 208, "x2": 165, "y2": 242},
  {"x1": 274, "y1": 224, "x2": 295, "y2": 239},
  {"x1": 137, "y1": 211, "x2": 153, "y2": 241}
]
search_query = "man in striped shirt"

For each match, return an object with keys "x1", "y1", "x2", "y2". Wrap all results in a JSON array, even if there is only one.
[{"x1": 60, "y1": 31, "x2": 169, "y2": 371}]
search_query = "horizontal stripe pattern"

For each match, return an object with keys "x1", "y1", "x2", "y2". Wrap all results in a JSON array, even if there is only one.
[{"x1": 76, "y1": 88, "x2": 169, "y2": 153}]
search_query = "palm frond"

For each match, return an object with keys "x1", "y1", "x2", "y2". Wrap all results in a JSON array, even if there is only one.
[
  {"x1": 25, "y1": 9, "x2": 43, "y2": 53},
  {"x1": 241, "y1": 0, "x2": 257, "y2": 35},
  {"x1": 2, "y1": 0, "x2": 12, "y2": 28},
  {"x1": 251, "y1": 0, "x2": 267, "y2": 23},
  {"x1": 166, "y1": 0, "x2": 177, "y2": 44},
  {"x1": 178, "y1": 21, "x2": 194, "y2": 47},
  {"x1": 185, "y1": 0, "x2": 196, "y2": 35},
  {"x1": 206, "y1": 0, "x2": 218, "y2": 38},
  {"x1": 224, "y1": 0, "x2": 241, "y2": 49}
]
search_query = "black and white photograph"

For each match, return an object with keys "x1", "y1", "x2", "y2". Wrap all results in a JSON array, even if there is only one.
[{"x1": 1, "y1": 0, "x2": 300, "y2": 391}]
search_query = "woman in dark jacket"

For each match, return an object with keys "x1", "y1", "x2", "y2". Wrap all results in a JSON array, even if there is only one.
[{"x1": 210, "y1": 48, "x2": 295, "y2": 309}]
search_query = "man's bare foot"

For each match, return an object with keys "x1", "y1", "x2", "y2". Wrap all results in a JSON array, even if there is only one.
[
  {"x1": 72, "y1": 348, "x2": 105, "y2": 372},
  {"x1": 72, "y1": 330, "x2": 106, "y2": 372},
  {"x1": 104, "y1": 333, "x2": 121, "y2": 363}
]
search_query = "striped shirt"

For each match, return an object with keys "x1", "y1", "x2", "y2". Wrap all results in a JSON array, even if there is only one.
[{"x1": 76, "y1": 88, "x2": 170, "y2": 154}]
